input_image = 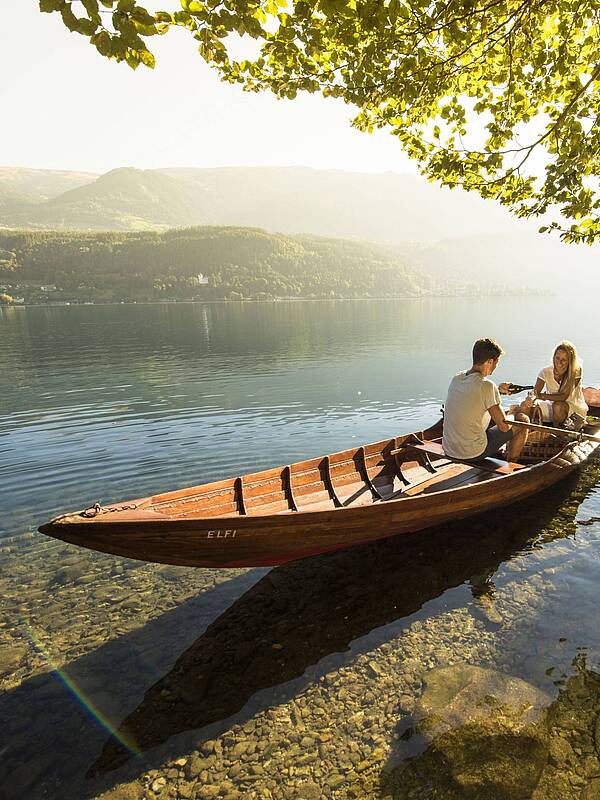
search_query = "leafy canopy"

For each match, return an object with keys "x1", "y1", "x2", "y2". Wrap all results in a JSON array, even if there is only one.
[{"x1": 41, "y1": 0, "x2": 600, "y2": 243}]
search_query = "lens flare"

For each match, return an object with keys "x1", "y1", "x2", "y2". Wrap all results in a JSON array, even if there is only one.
[{"x1": 19, "y1": 611, "x2": 141, "y2": 758}]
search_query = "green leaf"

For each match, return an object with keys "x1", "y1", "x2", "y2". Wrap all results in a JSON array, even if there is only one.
[
  {"x1": 133, "y1": 21, "x2": 158, "y2": 35},
  {"x1": 77, "y1": 18, "x2": 98, "y2": 35},
  {"x1": 198, "y1": 42, "x2": 214, "y2": 60},
  {"x1": 39, "y1": 0, "x2": 64, "y2": 12},
  {"x1": 253, "y1": 7, "x2": 267, "y2": 24},
  {"x1": 130, "y1": 6, "x2": 155, "y2": 25},
  {"x1": 139, "y1": 48, "x2": 156, "y2": 67},
  {"x1": 173, "y1": 10, "x2": 191, "y2": 24},
  {"x1": 125, "y1": 49, "x2": 140, "y2": 68},
  {"x1": 111, "y1": 36, "x2": 128, "y2": 58},
  {"x1": 82, "y1": 0, "x2": 100, "y2": 16},
  {"x1": 60, "y1": 4, "x2": 80, "y2": 31},
  {"x1": 91, "y1": 29, "x2": 112, "y2": 55}
]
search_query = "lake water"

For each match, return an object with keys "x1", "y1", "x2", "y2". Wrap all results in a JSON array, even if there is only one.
[{"x1": 2, "y1": 298, "x2": 600, "y2": 800}]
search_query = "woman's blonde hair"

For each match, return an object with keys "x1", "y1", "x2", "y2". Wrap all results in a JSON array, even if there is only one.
[{"x1": 554, "y1": 340, "x2": 581, "y2": 392}]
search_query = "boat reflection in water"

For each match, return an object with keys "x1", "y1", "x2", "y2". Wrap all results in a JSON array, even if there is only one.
[{"x1": 91, "y1": 464, "x2": 599, "y2": 776}]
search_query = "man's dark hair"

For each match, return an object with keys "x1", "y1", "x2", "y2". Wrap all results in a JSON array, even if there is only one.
[{"x1": 472, "y1": 338, "x2": 504, "y2": 365}]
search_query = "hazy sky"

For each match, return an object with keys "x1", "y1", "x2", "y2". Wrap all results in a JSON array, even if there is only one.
[{"x1": 1, "y1": 5, "x2": 417, "y2": 175}]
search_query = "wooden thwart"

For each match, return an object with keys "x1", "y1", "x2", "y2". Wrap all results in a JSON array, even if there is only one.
[
  {"x1": 401, "y1": 462, "x2": 490, "y2": 496},
  {"x1": 391, "y1": 440, "x2": 526, "y2": 475}
]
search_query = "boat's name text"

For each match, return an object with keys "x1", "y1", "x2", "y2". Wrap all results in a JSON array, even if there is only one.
[{"x1": 206, "y1": 529, "x2": 237, "y2": 539}]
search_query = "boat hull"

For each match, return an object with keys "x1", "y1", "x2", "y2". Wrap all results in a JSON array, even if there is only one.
[{"x1": 39, "y1": 434, "x2": 597, "y2": 567}]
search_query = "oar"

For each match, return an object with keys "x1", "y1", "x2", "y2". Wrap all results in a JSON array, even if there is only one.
[{"x1": 508, "y1": 418, "x2": 600, "y2": 443}]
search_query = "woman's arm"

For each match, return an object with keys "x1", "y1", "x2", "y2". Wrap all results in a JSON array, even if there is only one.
[{"x1": 535, "y1": 375, "x2": 576, "y2": 402}]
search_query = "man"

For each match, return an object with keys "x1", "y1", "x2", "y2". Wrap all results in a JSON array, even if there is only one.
[{"x1": 442, "y1": 338, "x2": 529, "y2": 463}]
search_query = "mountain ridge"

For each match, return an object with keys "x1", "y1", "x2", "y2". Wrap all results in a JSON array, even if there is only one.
[
  {"x1": 0, "y1": 165, "x2": 527, "y2": 241},
  {"x1": 1, "y1": 165, "x2": 597, "y2": 290}
]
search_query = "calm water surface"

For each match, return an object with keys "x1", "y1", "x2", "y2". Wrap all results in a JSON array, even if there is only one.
[{"x1": 1, "y1": 298, "x2": 600, "y2": 799}]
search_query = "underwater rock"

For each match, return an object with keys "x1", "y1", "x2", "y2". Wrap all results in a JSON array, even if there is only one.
[{"x1": 414, "y1": 664, "x2": 552, "y2": 800}]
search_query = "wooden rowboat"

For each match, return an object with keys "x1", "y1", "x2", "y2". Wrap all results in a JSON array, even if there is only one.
[{"x1": 39, "y1": 414, "x2": 600, "y2": 568}]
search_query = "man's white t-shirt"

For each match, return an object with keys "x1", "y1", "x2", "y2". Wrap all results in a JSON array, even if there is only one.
[
  {"x1": 442, "y1": 371, "x2": 500, "y2": 459},
  {"x1": 537, "y1": 365, "x2": 588, "y2": 418}
]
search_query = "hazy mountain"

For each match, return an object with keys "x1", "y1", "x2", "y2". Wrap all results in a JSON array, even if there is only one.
[
  {"x1": 1, "y1": 168, "x2": 212, "y2": 230},
  {"x1": 0, "y1": 166, "x2": 97, "y2": 202},
  {"x1": 401, "y1": 234, "x2": 600, "y2": 291},
  {"x1": 0, "y1": 183, "x2": 38, "y2": 211},
  {"x1": 0, "y1": 165, "x2": 527, "y2": 241},
  {"x1": 161, "y1": 166, "x2": 528, "y2": 243}
]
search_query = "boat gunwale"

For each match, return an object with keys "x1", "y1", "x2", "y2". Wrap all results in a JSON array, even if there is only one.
[{"x1": 155, "y1": 433, "x2": 590, "y2": 520}]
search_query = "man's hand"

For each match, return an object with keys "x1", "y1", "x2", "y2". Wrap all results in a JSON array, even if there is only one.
[{"x1": 498, "y1": 382, "x2": 511, "y2": 395}]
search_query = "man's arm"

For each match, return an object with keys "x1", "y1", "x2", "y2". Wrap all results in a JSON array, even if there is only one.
[{"x1": 488, "y1": 403, "x2": 511, "y2": 432}]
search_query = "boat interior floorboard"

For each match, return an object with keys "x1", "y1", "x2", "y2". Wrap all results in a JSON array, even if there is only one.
[{"x1": 401, "y1": 463, "x2": 492, "y2": 496}]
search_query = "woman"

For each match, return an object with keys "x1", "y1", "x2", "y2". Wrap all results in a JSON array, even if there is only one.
[
  {"x1": 502, "y1": 341, "x2": 588, "y2": 430},
  {"x1": 534, "y1": 341, "x2": 588, "y2": 429}
]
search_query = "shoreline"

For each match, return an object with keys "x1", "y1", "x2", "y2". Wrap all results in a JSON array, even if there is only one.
[{"x1": 2, "y1": 291, "x2": 553, "y2": 309}]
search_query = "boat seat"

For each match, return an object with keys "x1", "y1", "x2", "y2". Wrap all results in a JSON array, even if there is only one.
[{"x1": 404, "y1": 440, "x2": 526, "y2": 475}]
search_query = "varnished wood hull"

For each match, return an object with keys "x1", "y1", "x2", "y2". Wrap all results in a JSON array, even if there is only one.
[{"x1": 38, "y1": 419, "x2": 600, "y2": 568}]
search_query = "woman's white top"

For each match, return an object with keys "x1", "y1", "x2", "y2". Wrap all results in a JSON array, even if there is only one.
[{"x1": 537, "y1": 365, "x2": 588, "y2": 418}]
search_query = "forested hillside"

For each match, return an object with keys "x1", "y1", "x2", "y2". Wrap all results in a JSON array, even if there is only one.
[{"x1": 0, "y1": 226, "x2": 447, "y2": 303}]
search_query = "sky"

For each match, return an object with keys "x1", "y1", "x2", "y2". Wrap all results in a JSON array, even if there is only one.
[{"x1": 0, "y1": 4, "x2": 417, "y2": 175}]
